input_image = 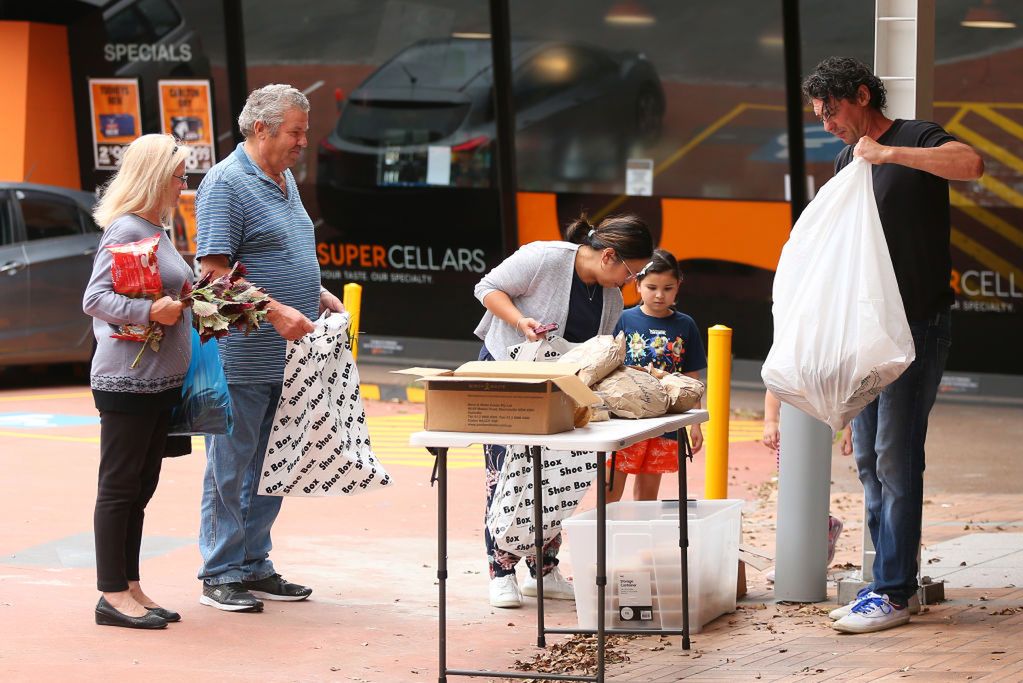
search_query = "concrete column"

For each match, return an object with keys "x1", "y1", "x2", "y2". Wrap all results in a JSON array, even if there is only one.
[{"x1": 774, "y1": 403, "x2": 833, "y2": 602}]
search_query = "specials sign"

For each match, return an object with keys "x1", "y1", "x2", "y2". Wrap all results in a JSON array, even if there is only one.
[
  {"x1": 158, "y1": 80, "x2": 216, "y2": 173},
  {"x1": 88, "y1": 78, "x2": 142, "y2": 171}
]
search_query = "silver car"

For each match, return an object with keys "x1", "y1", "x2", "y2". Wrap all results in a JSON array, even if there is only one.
[{"x1": 0, "y1": 183, "x2": 101, "y2": 367}]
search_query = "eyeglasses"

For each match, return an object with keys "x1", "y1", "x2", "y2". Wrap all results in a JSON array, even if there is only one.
[
  {"x1": 172, "y1": 173, "x2": 188, "y2": 185},
  {"x1": 619, "y1": 257, "x2": 637, "y2": 283}
]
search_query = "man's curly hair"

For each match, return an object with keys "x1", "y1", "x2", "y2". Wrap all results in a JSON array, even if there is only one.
[{"x1": 802, "y1": 57, "x2": 886, "y2": 112}]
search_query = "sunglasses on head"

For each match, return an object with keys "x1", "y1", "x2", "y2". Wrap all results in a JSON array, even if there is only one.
[{"x1": 169, "y1": 135, "x2": 187, "y2": 184}]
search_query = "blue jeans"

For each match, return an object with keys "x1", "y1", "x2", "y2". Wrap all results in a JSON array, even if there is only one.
[
  {"x1": 852, "y1": 311, "x2": 951, "y2": 604},
  {"x1": 199, "y1": 383, "x2": 284, "y2": 585}
]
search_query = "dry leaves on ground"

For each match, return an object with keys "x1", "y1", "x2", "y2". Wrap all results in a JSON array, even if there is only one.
[
  {"x1": 993, "y1": 606, "x2": 1023, "y2": 615},
  {"x1": 509, "y1": 634, "x2": 635, "y2": 681}
]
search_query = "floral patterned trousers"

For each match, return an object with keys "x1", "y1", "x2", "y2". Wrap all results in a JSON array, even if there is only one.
[{"x1": 485, "y1": 443, "x2": 561, "y2": 579}]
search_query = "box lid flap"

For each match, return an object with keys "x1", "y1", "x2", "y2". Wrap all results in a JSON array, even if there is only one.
[
  {"x1": 417, "y1": 374, "x2": 551, "y2": 385},
  {"x1": 551, "y1": 375, "x2": 600, "y2": 406},
  {"x1": 453, "y1": 360, "x2": 582, "y2": 379},
  {"x1": 392, "y1": 367, "x2": 453, "y2": 378}
]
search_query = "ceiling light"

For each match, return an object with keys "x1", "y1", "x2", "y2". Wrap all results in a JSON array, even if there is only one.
[
  {"x1": 961, "y1": 1, "x2": 1016, "y2": 29},
  {"x1": 605, "y1": 1, "x2": 655, "y2": 27}
]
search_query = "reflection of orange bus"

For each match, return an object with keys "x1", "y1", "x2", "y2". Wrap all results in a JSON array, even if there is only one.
[{"x1": 519, "y1": 192, "x2": 790, "y2": 276}]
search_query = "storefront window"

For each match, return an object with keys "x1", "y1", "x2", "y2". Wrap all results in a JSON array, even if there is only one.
[
  {"x1": 933, "y1": 1, "x2": 1022, "y2": 375},
  {"x1": 66, "y1": 0, "x2": 230, "y2": 192},
  {"x1": 508, "y1": 0, "x2": 791, "y2": 200},
  {"x1": 508, "y1": 1, "x2": 792, "y2": 360}
]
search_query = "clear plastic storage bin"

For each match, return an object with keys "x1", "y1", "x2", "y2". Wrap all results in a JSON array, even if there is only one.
[{"x1": 563, "y1": 499, "x2": 743, "y2": 634}]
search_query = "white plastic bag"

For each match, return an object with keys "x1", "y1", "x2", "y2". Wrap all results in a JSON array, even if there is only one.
[
  {"x1": 493, "y1": 334, "x2": 596, "y2": 552},
  {"x1": 507, "y1": 333, "x2": 577, "y2": 361},
  {"x1": 762, "y1": 157, "x2": 915, "y2": 433},
  {"x1": 486, "y1": 446, "x2": 598, "y2": 553},
  {"x1": 258, "y1": 312, "x2": 392, "y2": 497}
]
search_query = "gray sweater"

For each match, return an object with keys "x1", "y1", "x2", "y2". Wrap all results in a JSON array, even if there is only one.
[
  {"x1": 83, "y1": 215, "x2": 193, "y2": 394},
  {"x1": 473, "y1": 241, "x2": 623, "y2": 360}
]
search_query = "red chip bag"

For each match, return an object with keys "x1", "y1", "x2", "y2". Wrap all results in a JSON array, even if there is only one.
[{"x1": 107, "y1": 234, "x2": 162, "y2": 298}]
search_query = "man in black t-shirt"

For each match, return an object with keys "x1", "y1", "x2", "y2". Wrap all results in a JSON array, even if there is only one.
[{"x1": 801, "y1": 57, "x2": 984, "y2": 635}]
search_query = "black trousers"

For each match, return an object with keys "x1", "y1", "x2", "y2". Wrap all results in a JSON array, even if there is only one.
[{"x1": 94, "y1": 409, "x2": 170, "y2": 592}]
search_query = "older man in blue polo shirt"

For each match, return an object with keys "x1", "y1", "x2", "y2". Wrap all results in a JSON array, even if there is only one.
[{"x1": 195, "y1": 84, "x2": 343, "y2": 613}]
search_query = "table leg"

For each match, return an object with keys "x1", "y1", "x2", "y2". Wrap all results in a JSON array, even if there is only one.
[
  {"x1": 531, "y1": 445, "x2": 546, "y2": 648},
  {"x1": 678, "y1": 431, "x2": 691, "y2": 650},
  {"x1": 433, "y1": 447, "x2": 449, "y2": 682},
  {"x1": 596, "y1": 450, "x2": 607, "y2": 683}
]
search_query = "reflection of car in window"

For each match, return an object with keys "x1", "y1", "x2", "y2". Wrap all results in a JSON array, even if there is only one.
[
  {"x1": 316, "y1": 37, "x2": 664, "y2": 226},
  {"x1": 0, "y1": 184, "x2": 102, "y2": 368}
]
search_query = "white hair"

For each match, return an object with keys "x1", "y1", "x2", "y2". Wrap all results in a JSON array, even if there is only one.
[
  {"x1": 93, "y1": 134, "x2": 191, "y2": 228},
  {"x1": 238, "y1": 84, "x2": 310, "y2": 138}
]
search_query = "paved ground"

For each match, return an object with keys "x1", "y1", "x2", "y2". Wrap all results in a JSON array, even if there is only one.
[{"x1": 0, "y1": 377, "x2": 1020, "y2": 682}]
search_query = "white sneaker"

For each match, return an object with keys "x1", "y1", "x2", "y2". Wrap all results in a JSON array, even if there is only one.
[
  {"x1": 830, "y1": 590, "x2": 920, "y2": 620},
  {"x1": 489, "y1": 575, "x2": 522, "y2": 608},
  {"x1": 829, "y1": 587, "x2": 873, "y2": 620},
  {"x1": 521, "y1": 567, "x2": 575, "y2": 600},
  {"x1": 832, "y1": 593, "x2": 911, "y2": 633}
]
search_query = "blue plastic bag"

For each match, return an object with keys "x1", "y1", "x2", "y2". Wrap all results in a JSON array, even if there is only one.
[{"x1": 168, "y1": 328, "x2": 233, "y2": 436}]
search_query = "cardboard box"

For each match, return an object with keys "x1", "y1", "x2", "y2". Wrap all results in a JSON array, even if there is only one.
[{"x1": 395, "y1": 361, "x2": 599, "y2": 434}]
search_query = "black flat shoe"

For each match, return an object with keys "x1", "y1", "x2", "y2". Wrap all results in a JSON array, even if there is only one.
[
  {"x1": 146, "y1": 606, "x2": 181, "y2": 622},
  {"x1": 95, "y1": 596, "x2": 167, "y2": 629}
]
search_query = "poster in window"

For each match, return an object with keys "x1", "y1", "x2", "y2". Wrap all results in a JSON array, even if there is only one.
[
  {"x1": 158, "y1": 80, "x2": 216, "y2": 173},
  {"x1": 173, "y1": 190, "x2": 198, "y2": 254},
  {"x1": 88, "y1": 78, "x2": 142, "y2": 171}
]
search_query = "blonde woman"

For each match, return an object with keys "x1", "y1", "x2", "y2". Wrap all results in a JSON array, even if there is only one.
[{"x1": 83, "y1": 134, "x2": 193, "y2": 629}]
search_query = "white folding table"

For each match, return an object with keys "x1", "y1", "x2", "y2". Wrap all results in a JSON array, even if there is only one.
[{"x1": 409, "y1": 410, "x2": 710, "y2": 683}]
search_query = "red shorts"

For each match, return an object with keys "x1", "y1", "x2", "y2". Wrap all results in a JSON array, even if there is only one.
[{"x1": 608, "y1": 437, "x2": 678, "y2": 475}]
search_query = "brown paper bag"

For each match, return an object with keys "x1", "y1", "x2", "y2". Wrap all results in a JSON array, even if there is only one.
[
  {"x1": 658, "y1": 373, "x2": 706, "y2": 413},
  {"x1": 592, "y1": 367, "x2": 670, "y2": 419},
  {"x1": 556, "y1": 332, "x2": 626, "y2": 387}
]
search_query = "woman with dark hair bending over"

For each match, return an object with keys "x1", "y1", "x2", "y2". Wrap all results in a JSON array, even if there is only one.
[{"x1": 473, "y1": 214, "x2": 654, "y2": 608}]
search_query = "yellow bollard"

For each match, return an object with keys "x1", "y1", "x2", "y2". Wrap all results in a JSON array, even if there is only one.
[
  {"x1": 342, "y1": 283, "x2": 363, "y2": 361},
  {"x1": 704, "y1": 325, "x2": 732, "y2": 499}
]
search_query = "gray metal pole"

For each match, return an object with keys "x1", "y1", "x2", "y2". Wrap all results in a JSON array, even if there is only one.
[{"x1": 774, "y1": 404, "x2": 833, "y2": 602}]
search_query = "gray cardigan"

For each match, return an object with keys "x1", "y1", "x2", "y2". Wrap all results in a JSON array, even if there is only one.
[
  {"x1": 83, "y1": 215, "x2": 193, "y2": 394},
  {"x1": 473, "y1": 241, "x2": 623, "y2": 360}
]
